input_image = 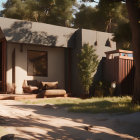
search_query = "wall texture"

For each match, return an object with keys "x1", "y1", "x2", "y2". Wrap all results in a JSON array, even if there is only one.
[
  {"x1": 6, "y1": 43, "x2": 65, "y2": 94},
  {"x1": 1, "y1": 18, "x2": 117, "y2": 95},
  {"x1": 0, "y1": 17, "x2": 76, "y2": 48},
  {"x1": 71, "y1": 29, "x2": 116, "y2": 96}
]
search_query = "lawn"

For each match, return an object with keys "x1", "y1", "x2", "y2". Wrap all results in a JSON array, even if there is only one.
[
  {"x1": 0, "y1": 127, "x2": 6, "y2": 137},
  {"x1": 22, "y1": 96, "x2": 140, "y2": 114}
]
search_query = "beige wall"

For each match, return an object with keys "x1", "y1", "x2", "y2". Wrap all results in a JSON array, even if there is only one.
[
  {"x1": 6, "y1": 43, "x2": 65, "y2": 94},
  {"x1": 71, "y1": 29, "x2": 117, "y2": 96},
  {"x1": 81, "y1": 29, "x2": 116, "y2": 59}
]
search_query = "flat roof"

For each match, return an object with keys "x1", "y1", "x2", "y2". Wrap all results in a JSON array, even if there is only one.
[{"x1": 0, "y1": 17, "x2": 77, "y2": 48}]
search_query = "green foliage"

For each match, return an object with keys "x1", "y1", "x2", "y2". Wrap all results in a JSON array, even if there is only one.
[
  {"x1": 113, "y1": 22, "x2": 132, "y2": 50},
  {"x1": 22, "y1": 96, "x2": 140, "y2": 114},
  {"x1": 70, "y1": 96, "x2": 140, "y2": 113},
  {"x1": 74, "y1": 2, "x2": 128, "y2": 32},
  {"x1": 74, "y1": 1, "x2": 131, "y2": 50},
  {"x1": 74, "y1": 5, "x2": 98, "y2": 30},
  {"x1": 97, "y1": 1, "x2": 128, "y2": 32},
  {"x1": 43, "y1": 0, "x2": 76, "y2": 26},
  {"x1": 0, "y1": 127, "x2": 6, "y2": 137},
  {"x1": 2, "y1": 0, "x2": 76, "y2": 26},
  {"x1": 93, "y1": 81, "x2": 111, "y2": 97},
  {"x1": 77, "y1": 43, "x2": 98, "y2": 95}
]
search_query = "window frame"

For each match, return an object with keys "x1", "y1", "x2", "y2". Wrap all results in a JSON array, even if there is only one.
[{"x1": 27, "y1": 50, "x2": 48, "y2": 77}]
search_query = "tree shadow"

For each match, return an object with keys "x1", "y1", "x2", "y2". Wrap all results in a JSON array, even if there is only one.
[
  {"x1": 1, "y1": 102, "x2": 139, "y2": 139},
  {"x1": 119, "y1": 66, "x2": 135, "y2": 96},
  {"x1": 3, "y1": 21, "x2": 57, "y2": 46},
  {"x1": 1, "y1": 114, "x2": 135, "y2": 140}
]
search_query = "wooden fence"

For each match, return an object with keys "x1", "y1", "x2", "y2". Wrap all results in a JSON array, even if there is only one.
[{"x1": 104, "y1": 50, "x2": 134, "y2": 95}]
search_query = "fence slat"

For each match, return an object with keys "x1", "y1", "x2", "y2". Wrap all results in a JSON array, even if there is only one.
[{"x1": 104, "y1": 57, "x2": 134, "y2": 95}]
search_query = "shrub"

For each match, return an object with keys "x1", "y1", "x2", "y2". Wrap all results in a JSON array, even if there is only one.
[
  {"x1": 93, "y1": 80, "x2": 111, "y2": 97},
  {"x1": 77, "y1": 43, "x2": 98, "y2": 95}
]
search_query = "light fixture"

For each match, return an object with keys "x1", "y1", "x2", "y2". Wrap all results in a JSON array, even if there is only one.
[
  {"x1": 94, "y1": 31, "x2": 98, "y2": 46},
  {"x1": 105, "y1": 38, "x2": 111, "y2": 47}
]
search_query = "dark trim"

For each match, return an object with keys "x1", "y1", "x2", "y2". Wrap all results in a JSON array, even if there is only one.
[
  {"x1": 68, "y1": 49, "x2": 72, "y2": 93},
  {"x1": 12, "y1": 48, "x2": 15, "y2": 84},
  {"x1": 1, "y1": 38, "x2": 7, "y2": 92},
  {"x1": 65, "y1": 48, "x2": 72, "y2": 93},
  {"x1": 7, "y1": 41, "x2": 70, "y2": 49}
]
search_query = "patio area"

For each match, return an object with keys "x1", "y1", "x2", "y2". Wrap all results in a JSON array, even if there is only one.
[{"x1": 0, "y1": 94, "x2": 37, "y2": 100}]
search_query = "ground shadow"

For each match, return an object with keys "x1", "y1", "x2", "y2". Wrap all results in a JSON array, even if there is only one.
[{"x1": 1, "y1": 102, "x2": 139, "y2": 139}]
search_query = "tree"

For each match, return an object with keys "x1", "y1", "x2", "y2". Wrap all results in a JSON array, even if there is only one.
[
  {"x1": 74, "y1": 5, "x2": 99, "y2": 30},
  {"x1": 82, "y1": 0, "x2": 140, "y2": 104},
  {"x1": 74, "y1": 1, "x2": 128, "y2": 32},
  {"x1": 77, "y1": 44, "x2": 98, "y2": 95},
  {"x1": 2, "y1": 0, "x2": 76, "y2": 26},
  {"x1": 126, "y1": 0, "x2": 140, "y2": 104},
  {"x1": 113, "y1": 22, "x2": 132, "y2": 50},
  {"x1": 97, "y1": 0, "x2": 128, "y2": 32},
  {"x1": 43, "y1": 0, "x2": 76, "y2": 26},
  {"x1": 75, "y1": 1, "x2": 130, "y2": 49}
]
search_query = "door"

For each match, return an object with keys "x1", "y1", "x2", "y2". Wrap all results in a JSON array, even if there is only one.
[
  {"x1": 0, "y1": 40, "x2": 6, "y2": 93},
  {"x1": 12, "y1": 48, "x2": 15, "y2": 85},
  {"x1": 0, "y1": 42, "x2": 2, "y2": 91}
]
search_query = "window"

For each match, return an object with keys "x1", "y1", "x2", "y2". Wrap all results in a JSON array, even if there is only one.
[{"x1": 27, "y1": 50, "x2": 48, "y2": 76}]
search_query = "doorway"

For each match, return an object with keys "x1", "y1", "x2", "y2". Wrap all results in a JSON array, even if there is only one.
[
  {"x1": 0, "y1": 42, "x2": 2, "y2": 91},
  {"x1": 0, "y1": 40, "x2": 6, "y2": 93},
  {"x1": 12, "y1": 48, "x2": 15, "y2": 84}
]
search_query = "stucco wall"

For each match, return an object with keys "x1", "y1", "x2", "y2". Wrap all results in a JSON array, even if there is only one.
[
  {"x1": 71, "y1": 29, "x2": 116, "y2": 96},
  {"x1": 71, "y1": 30, "x2": 83, "y2": 96},
  {"x1": 6, "y1": 43, "x2": 65, "y2": 94},
  {"x1": 0, "y1": 17, "x2": 77, "y2": 48},
  {"x1": 81, "y1": 29, "x2": 116, "y2": 58}
]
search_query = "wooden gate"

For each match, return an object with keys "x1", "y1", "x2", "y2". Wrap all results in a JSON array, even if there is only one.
[{"x1": 104, "y1": 50, "x2": 134, "y2": 95}]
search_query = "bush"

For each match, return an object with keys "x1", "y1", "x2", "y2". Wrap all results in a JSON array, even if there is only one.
[
  {"x1": 77, "y1": 43, "x2": 98, "y2": 95},
  {"x1": 93, "y1": 81, "x2": 112, "y2": 97}
]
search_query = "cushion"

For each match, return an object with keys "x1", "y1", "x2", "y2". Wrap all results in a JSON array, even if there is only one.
[
  {"x1": 29, "y1": 86, "x2": 38, "y2": 91},
  {"x1": 23, "y1": 86, "x2": 31, "y2": 93},
  {"x1": 27, "y1": 80, "x2": 38, "y2": 87},
  {"x1": 23, "y1": 86, "x2": 38, "y2": 93},
  {"x1": 37, "y1": 81, "x2": 43, "y2": 89},
  {"x1": 44, "y1": 89, "x2": 66, "y2": 96},
  {"x1": 42, "y1": 81, "x2": 58, "y2": 90}
]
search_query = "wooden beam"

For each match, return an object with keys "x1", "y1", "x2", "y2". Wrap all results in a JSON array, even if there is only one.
[{"x1": 105, "y1": 49, "x2": 133, "y2": 55}]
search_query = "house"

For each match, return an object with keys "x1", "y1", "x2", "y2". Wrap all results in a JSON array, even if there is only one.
[{"x1": 0, "y1": 17, "x2": 116, "y2": 95}]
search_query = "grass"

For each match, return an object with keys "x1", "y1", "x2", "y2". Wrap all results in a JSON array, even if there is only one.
[
  {"x1": 0, "y1": 127, "x2": 6, "y2": 137},
  {"x1": 22, "y1": 96, "x2": 140, "y2": 114}
]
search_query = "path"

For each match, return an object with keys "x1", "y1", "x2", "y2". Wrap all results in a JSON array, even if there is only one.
[{"x1": 0, "y1": 100, "x2": 140, "y2": 140}]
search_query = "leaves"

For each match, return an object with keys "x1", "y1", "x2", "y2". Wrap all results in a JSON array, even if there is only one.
[
  {"x1": 113, "y1": 22, "x2": 132, "y2": 50},
  {"x1": 74, "y1": 1, "x2": 128, "y2": 32},
  {"x1": 77, "y1": 43, "x2": 98, "y2": 94},
  {"x1": 2, "y1": 0, "x2": 76, "y2": 26},
  {"x1": 74, "y1": 1, "x2": 131, "y2": 49}
]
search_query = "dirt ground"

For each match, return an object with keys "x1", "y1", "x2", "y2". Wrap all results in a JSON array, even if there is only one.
[{"x1": 0, "y1": 99, "x2": 140, "y2": 140}]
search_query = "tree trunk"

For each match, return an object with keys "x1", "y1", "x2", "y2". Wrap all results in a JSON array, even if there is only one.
[{"x1": 126, "y1": 0, "x2": 140, "y2": 104}]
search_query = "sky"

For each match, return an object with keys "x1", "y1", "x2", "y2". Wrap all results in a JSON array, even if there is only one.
[
  {"x1": 0, "y1": 0, "x2": 7, "y2": 10},
  {"x1": 0, "y1": 0, "x2": 97, "y2": 11}
]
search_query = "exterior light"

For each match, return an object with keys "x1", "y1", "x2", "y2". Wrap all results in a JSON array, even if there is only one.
[
  {"x1": 94, "y1": 40, "x2": 98, "y2": 46},
  {"x1": 105, "y1": 38, "x2": 111, "y2": 47},
  {"x1": 111, "y1": 81, "x2": 116, "y2": 89}
]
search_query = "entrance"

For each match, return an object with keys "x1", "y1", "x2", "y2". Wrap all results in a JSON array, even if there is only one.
[
  {"x1": 0, "y1": 40, "x2": 6, "y2": 93},
  {"x1": 0, "y1": 42, "x2": 2, "y2": 91}
]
